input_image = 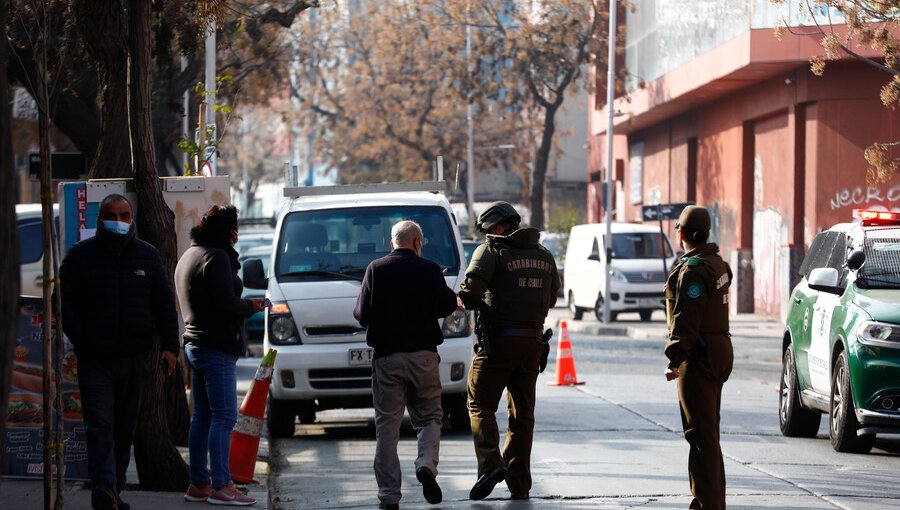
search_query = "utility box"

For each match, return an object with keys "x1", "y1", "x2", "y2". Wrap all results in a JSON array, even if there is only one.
[{"x1": 58, "y1": 175, "x2": 231, "y2": 256}]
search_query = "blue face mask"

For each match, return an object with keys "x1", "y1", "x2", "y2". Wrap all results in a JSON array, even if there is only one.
[{"x1": 102, "y1": 220, "x2": 131, "y2": 235}]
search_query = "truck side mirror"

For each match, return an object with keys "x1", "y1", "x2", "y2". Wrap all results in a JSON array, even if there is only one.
[{"x1": 242, "y1": 258, "x2": 267, "y2": 289}]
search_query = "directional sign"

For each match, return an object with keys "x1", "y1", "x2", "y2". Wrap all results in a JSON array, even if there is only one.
[{"x1": 641, "y1": 202, "x2": 694, "y2": 222}]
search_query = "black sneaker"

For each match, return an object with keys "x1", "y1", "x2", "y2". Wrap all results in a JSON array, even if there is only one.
[
  {"x1": 469, "y1": 466, "x2": 507, "y2": 500},
  {"x1": 416, "y1": 467, "x2": 442, "y2": 504},
  {"x1": 91, "y1": 486, "x2": 118, "y2": 510},
  {"x1": 378, "y1": 502, "x2": 399, "y2": 510},
  {"x1": 510, "y1": 492, "x2": 530, "y2": 500}
]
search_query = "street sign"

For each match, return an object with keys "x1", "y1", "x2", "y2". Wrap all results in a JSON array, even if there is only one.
[
  {"x1": 28, "y1": 152, "x2": 89, "y2": 181},
  {"x1": 641, "y1": 202, "x2": 694, "y2": 222}
]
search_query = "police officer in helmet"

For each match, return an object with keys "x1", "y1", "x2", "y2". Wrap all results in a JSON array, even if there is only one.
[
  {"x1": 664, "y1": 205, "x2": 733, "y2": 510},
  {"x1": 458, "y1": 201, "x2": 561, "y2": 501}
]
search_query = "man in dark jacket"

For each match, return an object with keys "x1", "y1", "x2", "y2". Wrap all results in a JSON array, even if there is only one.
[
  {"x1": 60, "y1": 194, "x2": 179, "y2": 510},
  {"x1": 459, "y1": 201, "x2": 560, "y2": 501},
  {"x1": 353, "y1": 220, "x2": 458, "y2": 510}
]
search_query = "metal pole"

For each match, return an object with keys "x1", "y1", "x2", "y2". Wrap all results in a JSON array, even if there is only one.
[
  {"x1": 205, "y1": 21, "x2": 217, "y2": 175},
  {"x1": 182, "y1": 56, "x2": 189, "y2": 172},
  {"x1": 602, "y1": 0, "x2": 617, "y2": 324},
  {"x1": 465, "y1": 3, "x2": 475, "y2": 229}
]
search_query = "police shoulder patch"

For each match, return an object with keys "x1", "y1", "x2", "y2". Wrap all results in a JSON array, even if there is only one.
[
  {"x1": 685, "y1": 257, "x2": 701, "y2": 266},
  {"x1": 685, "y1": 282, "x2": 703, "y2": 299}
]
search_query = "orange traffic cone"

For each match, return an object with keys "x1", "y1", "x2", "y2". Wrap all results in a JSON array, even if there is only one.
[
  {"x1": 229, "y1": 349, "x2": 277, "y2": 484},
  {"x1": 547, "y1": 321, "x2": 584, "y2": 386}
]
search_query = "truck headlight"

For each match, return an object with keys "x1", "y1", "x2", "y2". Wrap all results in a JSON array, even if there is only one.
[
  {"x1": 609, "y1": 269, "x2": 628, "y2": 283},
  {"x1": 857, "y1": 321, "x2": 899, "y2": 348},
  {"x1": 441, "y1": 301, "x2": 471, "y2": 338},
  {"x1": 267, "y1": 303, "x2": 300, "y2": 345}
]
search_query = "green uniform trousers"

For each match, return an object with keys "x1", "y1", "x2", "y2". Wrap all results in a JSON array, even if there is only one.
[
  {"x1": 677, "y1": 334, "x2": 733, "y2": 510},
  {"x1": 467, "y1": 334, "x2": 543, "y2": 495}
]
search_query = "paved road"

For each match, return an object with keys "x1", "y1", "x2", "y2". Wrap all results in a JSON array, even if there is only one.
[{"x1": 268, "y1": 308, "x2": 900, "y2": 509}]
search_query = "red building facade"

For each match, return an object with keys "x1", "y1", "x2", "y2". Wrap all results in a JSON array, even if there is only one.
[{"x1": 590, "y1": 27, "x2": 900, "y2": 319}]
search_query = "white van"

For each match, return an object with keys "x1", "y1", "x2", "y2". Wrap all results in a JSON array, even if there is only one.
[
  {"x1": 564, "y1": 222, "x2": 675, "y2": 322},
  {"x1": 242, "y1": 182, "x2": 473, "y2": 437},
  {"x1": 16, "y1": 203, "x2": 60, "y2": 297}
]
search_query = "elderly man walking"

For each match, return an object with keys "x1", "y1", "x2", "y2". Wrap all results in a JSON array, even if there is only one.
[{"x1": 353, "y1": 220, "x2": 458, "y2": 510}]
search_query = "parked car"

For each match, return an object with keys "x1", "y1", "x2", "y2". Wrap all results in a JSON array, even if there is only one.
[
  {"x1": 779, "y1": 209, "x2": 900, "y2": 453},
  {"x1": 462, "y1": 239, "x2": 480, "y2": 265},
  {"x1": 17, "y1": 204, "x2": 59, "y2": 297},
  {"x1": 564, "y1": 222, "x2": 674, "y2": 322},
  {"x1": 242, "y1": 182, "x2": 473, "y2": 437},
  {"x1": 234, "y1": 227, "x2": 275, "y2": 257},
  {"x1": 238, "y1": 245, "x2": 272, "y2": 355}
]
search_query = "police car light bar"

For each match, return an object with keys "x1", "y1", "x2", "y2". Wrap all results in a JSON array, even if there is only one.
[{"x1": 853, "y1": 209, "x2": 900, "y2": 225}]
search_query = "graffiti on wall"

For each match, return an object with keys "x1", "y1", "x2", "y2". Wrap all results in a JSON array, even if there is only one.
[
  {"x1": 753, "y1": 208, "x2": 789, "y2": 317},
  {"x1": 830, "y1": 184, "x2": 900, "y2": 211}
]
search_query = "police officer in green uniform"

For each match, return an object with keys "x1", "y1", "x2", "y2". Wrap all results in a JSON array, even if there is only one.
[
  {"x1": 664, "y1": 205, "x2": 734, "y2": 510},
  {"x1": 459, "y1": 201, "x2": 560, "y2": 501}
]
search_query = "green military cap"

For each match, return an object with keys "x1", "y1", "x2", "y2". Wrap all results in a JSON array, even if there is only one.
[
  {"x1": 477, "y1": 201, "x2": 521, "y2": 232},
  {"x1": 676, "y1": 205, "x2": 711, "y2": 232}
]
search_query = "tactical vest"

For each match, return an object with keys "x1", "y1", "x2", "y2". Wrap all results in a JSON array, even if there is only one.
[{"x1": 482, "y1": 238, "x2": 556, "y2": 328}]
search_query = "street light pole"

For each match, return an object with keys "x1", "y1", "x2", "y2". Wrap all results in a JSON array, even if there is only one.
[
  {"x1": 602, "y1": 0, "x2": 617, "y2": 324},
  {"x1": 465, "y1": 3, "x2": 475, "y2": 229},
  {"x1": 205, "y1": 21, "x2": 217, "y2": 175}
]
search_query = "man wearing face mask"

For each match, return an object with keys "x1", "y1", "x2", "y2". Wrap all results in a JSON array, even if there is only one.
[{"x1": 60, "y1": 193, "x2": 179, "y2": 510}]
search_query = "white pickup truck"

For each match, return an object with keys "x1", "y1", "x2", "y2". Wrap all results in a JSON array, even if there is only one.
[{"x1": 242, "y1": 182, "x2": 473, "y2": 437}]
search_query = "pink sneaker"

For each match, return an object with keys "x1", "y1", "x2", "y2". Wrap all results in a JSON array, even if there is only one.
[
  {"x1": 207, "y1": 482, "x2": 256, "y2": 506},
  {"x1": 184, "y1": 483, "x2": 212, "y2": 502}
]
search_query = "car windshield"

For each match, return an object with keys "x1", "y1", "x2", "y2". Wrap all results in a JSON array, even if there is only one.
[
  {"x1": 275, "y1": 205, "x2": 460, "y2": 280},
  {"x1": 856, "y1": 229, "x2": 900, "y2": 289},
  {"x1": 609, "y1": 232, "x2": 672, "y2": 259}
]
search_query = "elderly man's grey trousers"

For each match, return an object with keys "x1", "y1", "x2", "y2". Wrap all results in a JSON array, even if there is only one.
[{"x1": 372, "y1": 350, "x2": 443, "y2": 507}]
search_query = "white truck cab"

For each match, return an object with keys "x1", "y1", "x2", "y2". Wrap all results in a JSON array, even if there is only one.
[{"x1": 242, "y1": 182, "x2": 473, "y2": 437}]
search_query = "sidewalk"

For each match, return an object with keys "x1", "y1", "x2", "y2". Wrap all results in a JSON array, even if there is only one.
[
  {"x1": 0, "y1": 375, "x2": 270, "y2": 510},
  {"x1": 546, "y1": 306, "x2": 784, "y2": 341}
]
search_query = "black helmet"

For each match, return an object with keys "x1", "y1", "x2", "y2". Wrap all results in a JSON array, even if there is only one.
[
  {"x1": 476, "y1": 201, "x2": 521, "y2": 233},
  {"x1": 676, "y1": 205, "x2": 711, "y2": 232}
]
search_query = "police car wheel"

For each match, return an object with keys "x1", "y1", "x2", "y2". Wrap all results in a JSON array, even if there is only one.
[
  {"x1": 829, "y1": 350, "x2": 874, "y2": 453},
  {"x1": 568, "y1": 292, "x2": 583, "y2": 321},
  {"x1": 779, "y1": 346, "x2": 820, "y2": 437}
]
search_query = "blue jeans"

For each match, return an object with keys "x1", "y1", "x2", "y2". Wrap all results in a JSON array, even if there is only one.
[{"x1": 185, "y1": 343, "x2": 238, "y2": 489}]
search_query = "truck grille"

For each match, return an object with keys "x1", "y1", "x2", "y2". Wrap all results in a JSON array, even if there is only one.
[
  {"x1": 308, "y1": 367, "x2": 372, "y2": 390},
  {"x1": 623, "y1": 271, "x2": 666, "y2": 283}
]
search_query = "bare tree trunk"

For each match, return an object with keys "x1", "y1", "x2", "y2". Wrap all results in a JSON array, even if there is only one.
[
  {"x1": 0, "y1": 0, "x2": 23, "y2": 459},
  {"x1": 530, "y1": 102, "x2": 560, "y2": 231},
  {"x1": 127, "y1": 0, "x2": 189, "y2": 490},
  {"x1": 72, "y1": 0, "x2": 132, "y2": 179}
]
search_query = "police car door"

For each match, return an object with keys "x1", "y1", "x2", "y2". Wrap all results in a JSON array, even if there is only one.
[
  {"x1": 808, "y1": 291, "x2": 838, "y2": 393},
  {"x1": 806, "y1": 232, "x2": 848, "y2": 394}
]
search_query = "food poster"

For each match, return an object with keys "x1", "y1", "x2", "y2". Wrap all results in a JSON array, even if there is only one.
[{"x1": 3, "y1": 296, "x2": 87, "y2": 480}]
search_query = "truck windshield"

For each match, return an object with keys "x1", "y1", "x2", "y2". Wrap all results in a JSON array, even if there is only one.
[
  {"x1": 857, "y1": 229, "x2": 900, "y2": 289},
  {"x1": 610, "y1": 232, "x2": 673, "y2": 259},
  {"x1": 275, "y1": 205, "x2": 460, "y2": 280}
]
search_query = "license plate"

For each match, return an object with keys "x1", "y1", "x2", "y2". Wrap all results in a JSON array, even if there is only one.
[
  {"x1": 349, "y1": 348, "x2": 374, "y2": 366},
  {"x1": 638, "y1": 298, "x2": 661, "y2": 307}
]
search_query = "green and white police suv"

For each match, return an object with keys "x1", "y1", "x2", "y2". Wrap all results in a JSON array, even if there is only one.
[{"x1": 780, "y1": 209, "x2": 900, "y2": 453}]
